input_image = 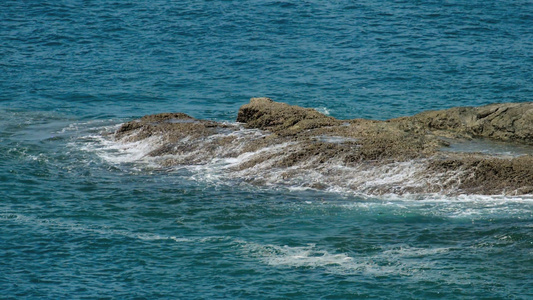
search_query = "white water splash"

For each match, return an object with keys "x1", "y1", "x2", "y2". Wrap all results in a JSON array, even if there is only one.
[{"x1": 76, "y1": 121, "x2": 533, "y2": 199}]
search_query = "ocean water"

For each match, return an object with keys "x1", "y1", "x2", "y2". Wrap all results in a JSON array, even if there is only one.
[{"x1": 1, "y1": 1, "x2": 532, "y2": 299}]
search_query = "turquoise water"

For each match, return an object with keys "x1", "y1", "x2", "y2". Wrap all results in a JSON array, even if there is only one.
[{"x1": 1, "y1": 1, "x2": 532, "y2": 298}]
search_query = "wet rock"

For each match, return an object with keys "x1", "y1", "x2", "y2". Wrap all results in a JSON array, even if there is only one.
[
  {"x1": 236, "y1": 97, "x2": 342, "y2": 135},
  {"x1": 111, "y1": 98, "x2": 533, "y2": 196},
  {"x1": 408, "y1": 102, "x2": 533, "y2": 144},
  {"x1": 427, "y1": 153, "x2": 533, "y2": 195},
  {"x1": 115, "y1": 112, "x2": 223, "y2": 143}
]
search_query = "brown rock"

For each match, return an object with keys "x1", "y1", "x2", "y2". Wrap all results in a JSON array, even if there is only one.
[
  {"x1": 427, "y1": 153, "x2": 533, "y2": 195},
  {"x1": 236, "y1": 97, "x2": 341, "y2": 135},
  {"x1": 109, "y1": 98, "x2": 533, "y2": 195},
  {"x1": 410, "y1": 102, "x2": 533, "y2": 144}
]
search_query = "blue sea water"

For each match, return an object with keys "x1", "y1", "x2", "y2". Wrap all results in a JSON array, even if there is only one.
[{"x1": 1, "y1": 1, "x2": 532, "y2": 299}]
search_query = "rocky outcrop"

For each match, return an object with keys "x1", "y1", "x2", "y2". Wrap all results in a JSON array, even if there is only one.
[
  {"x1": 113, "y1": 98, "x2": 533, "y2": 196},
  {"x1": 236, "y1": 97, "x2": 342, "y2": 135},
  {"x1": 404, "y1": 102, "x2": 533, "y2": 144},
  {"x1": 427, "y1": 154, "x2": 533, "y2": 195}
]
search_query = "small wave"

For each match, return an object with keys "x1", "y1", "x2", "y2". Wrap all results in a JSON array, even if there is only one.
[
  {"x1": 314, "y1": 107, "x2": 331, "y2": 116},
  {"x1": 81, "y1": 134, "x2": 164, "y2": 165}
]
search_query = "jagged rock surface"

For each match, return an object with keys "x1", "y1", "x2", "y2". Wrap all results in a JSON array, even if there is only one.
[
  {"x1": 405, "y1": 102, "x2": 533, "y2": 144},
  {"x1": 236, "y1": 97, "x2": 342, "y2": 134},
  {"x1": 113, "y1": 97, "x2": 533, "y2": 196}
]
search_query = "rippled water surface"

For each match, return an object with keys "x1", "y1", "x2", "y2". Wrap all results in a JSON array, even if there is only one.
[{"x1": 1, "y1": 1, "x2": 532, "y2": 298}]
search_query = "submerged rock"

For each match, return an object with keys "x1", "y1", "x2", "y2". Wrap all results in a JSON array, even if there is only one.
[{"x1": 113, "y1": 98, "x2": 533, "y2": 196}]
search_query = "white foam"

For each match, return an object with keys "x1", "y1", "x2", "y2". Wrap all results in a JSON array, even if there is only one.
[
  {"x1": 314, "y1": 107, "x2": 331, "y2": 116},
  {"x1": 239, "y1": 241, "x2": 455, "y2": 277},
  {"x1": 4, "y1": 211, "x2": 529, "y2": 282},
  {"x1": 56, "y1": 119, "x2": 118, "y2": 134},
  {"x1": 241, "y1": 242, "x2": 356, "y2": 269},
  {"x1": 76, "y1": 129, "x2": 165, "y2": 167}
]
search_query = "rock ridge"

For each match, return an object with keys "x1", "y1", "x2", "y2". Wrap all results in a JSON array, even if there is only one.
[{"x1": 112, "y1": 97, "x2": 533, "y2": 196}]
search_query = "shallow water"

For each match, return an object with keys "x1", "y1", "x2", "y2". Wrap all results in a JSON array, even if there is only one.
[
  {"x1": 441, "y1": 137, "x2": 533, "y2": 157},
  {"x1": 1, "y1": 1, "x2": 532, "y2": 298}
]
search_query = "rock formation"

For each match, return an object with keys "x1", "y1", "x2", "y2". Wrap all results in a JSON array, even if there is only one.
[{"x1": 112, "y1": 97, "x2": 533, "y2": 196}]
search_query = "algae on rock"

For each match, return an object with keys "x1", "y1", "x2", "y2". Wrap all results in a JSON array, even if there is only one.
[{"x1": 113, "y1": 97, "x2": 533, "y2": 196}]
